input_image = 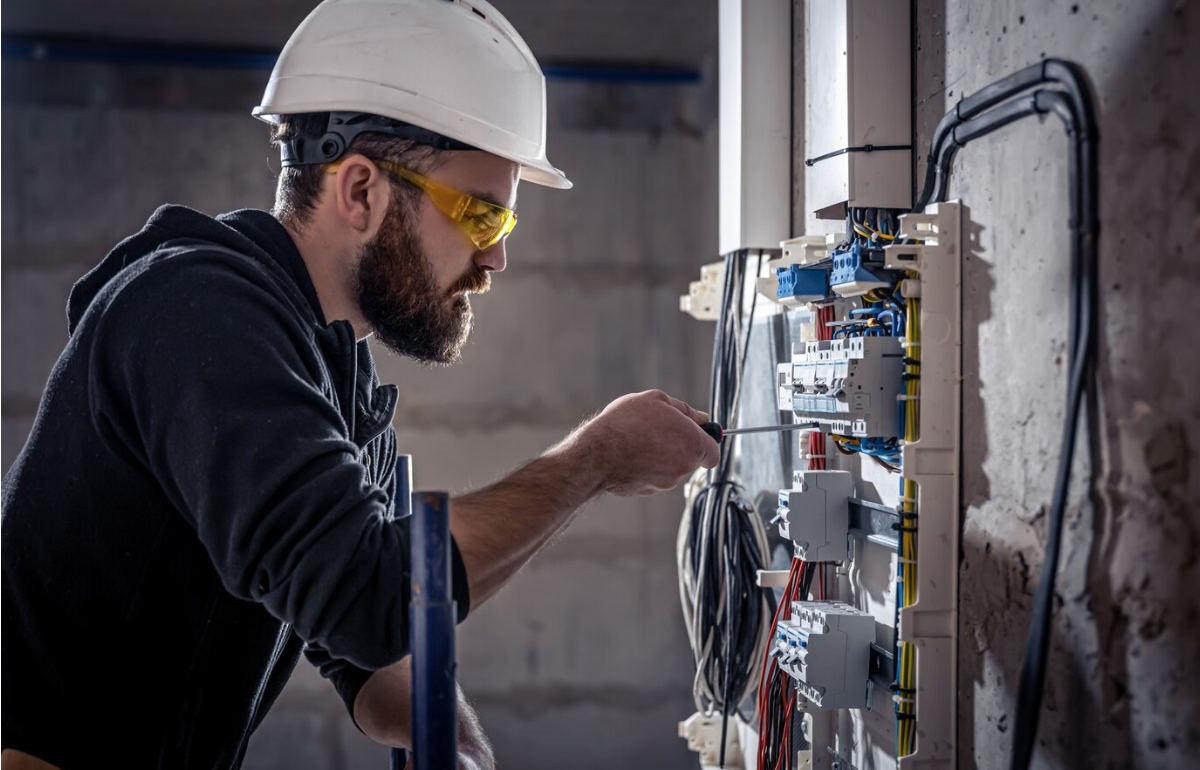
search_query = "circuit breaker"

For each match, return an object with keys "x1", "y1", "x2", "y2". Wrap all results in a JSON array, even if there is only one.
[
  {"x1": 777, "y1": 337, "x2": 903, "y2": 437},
  {"x1": 775, "y1": 470, "x2": 853, "y2": 562},
  {"x1": 772, "y1": 601, "x2": 874, "y2": 711}
]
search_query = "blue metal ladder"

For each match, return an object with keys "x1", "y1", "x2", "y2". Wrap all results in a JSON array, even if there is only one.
[{"x1": 391, "y1": 456, "x2": 458, "y2": 769}]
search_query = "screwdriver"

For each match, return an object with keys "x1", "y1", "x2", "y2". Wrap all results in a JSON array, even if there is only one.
[{"x1": 700, "y1": 421, "x2": 815, "y2": 444}]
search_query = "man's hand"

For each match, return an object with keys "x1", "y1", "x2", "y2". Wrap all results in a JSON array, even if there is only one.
[
  {"x1": 572, "y1": 390, "x2": 720, "y2": 496},
  {"x1": 355, "y1": 657, "x2": 495, "y2": 770}
]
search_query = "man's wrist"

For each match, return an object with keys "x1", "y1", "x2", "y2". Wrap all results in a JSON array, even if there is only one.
[{"x1": 542, "y1": 419, "x2": 610, "y2": 500}]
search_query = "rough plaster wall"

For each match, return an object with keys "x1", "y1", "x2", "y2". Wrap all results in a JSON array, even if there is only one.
[
  {"x1": 1, "y1": 62, "x2": 717, "y2": 768},
  {"x1": 911, "y1": 1, "x2": 1200, "y2": 767}
]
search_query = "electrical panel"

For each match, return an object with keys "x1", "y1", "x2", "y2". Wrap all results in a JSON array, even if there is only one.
[
  {"x1": 678, "y1": 0, "x2": 971, "y2": 761},
  {"x1": 775, "y1": 470, "x2": 853, "y2": 562},
  {"x1": 772, "y1": 601, "x2": 874, "y2": 710},
  {"x1": 776, "y1": 337, "x2": 903, "y2": 437},
  {"x1": 678, "y1": 204, "x2": 961, "y2": 770}
]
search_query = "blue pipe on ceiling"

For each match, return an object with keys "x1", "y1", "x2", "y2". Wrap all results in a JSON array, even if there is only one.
[{"x1": 1, "y1": 36, "x2": 701, "y2": 84}]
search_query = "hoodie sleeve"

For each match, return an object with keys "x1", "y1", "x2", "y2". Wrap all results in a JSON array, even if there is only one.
[
  {"x1": 303, "y1": 428, "x2": 472, "y2": 724},
  {"x1": 89, "y1": 248, "x2": 425, "y2": 670}
]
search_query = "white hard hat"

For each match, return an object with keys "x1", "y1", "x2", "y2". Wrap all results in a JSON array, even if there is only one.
[{"x1": 253, "y1": 0, "x2": 571, "y2": 190}]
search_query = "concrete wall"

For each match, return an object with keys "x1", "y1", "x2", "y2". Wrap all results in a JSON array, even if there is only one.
[{"x1": 1, "y1": 61, "x2": 718, "y2": 767}]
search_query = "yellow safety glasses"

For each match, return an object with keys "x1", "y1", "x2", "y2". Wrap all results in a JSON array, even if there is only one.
[{"x1": 325, "y1": 157, "x2": 517, "y2": 250}]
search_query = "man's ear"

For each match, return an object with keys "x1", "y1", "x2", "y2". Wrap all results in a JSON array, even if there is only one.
[{"x1": 327, "y1": 155, "x2": 390, "y2": 238}]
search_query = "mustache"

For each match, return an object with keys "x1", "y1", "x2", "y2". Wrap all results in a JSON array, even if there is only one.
[{"x1": 450, "y1": 267, "x2": 492, "y2": 296}]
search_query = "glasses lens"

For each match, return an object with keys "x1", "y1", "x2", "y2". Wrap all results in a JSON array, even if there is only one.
[{"x1": 463, "y1": 202, "x2": 515, "y2": 249}]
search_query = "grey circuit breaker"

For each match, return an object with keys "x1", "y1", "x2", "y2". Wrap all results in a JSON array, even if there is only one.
[
  {"x1": 774, "y1": 470, "x2": 853, "y2": 562},
  {"x1": 772, "y1": 601, "x2": 875, "y2": 710},
  {"x1": 776, "y1": 336, "x2": 903, "y2": 438}
]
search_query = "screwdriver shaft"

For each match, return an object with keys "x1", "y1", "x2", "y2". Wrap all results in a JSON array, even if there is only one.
[{"x1": 721, "y1": 423, "x2": 813, "y2": 436}]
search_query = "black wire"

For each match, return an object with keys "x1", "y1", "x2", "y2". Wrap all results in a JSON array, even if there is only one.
[{"x1": 690, "y1": 249, "x2": 774, "y2": 764}]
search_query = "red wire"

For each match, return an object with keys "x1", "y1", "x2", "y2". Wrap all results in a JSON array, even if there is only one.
[
  {"x1": 758, "y1": 559, "x2": 803, "y2": 770},
  {"x1": 807, "y1": 305, "x2": 833, "y2": 473}
]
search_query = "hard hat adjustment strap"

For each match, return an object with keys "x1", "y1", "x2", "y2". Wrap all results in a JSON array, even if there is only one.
[{"x1": 279, "y1": 111, "x2": 478, "y2": 167}]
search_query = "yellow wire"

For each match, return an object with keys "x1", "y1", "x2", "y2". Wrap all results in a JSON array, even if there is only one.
[{"x1": 897, "y1": 294, "x2": 922, "y2": 759}]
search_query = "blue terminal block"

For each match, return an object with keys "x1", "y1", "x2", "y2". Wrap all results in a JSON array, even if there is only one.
[
  {"x1": 829, "y1": 242, "x2": 900, "y2": 298},
  {"x1": 776, "y1": 264, "x2": 830, "y2": 305}
]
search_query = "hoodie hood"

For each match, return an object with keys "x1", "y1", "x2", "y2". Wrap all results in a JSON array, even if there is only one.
[{"x1": 67, "y1": 205, "x2": 326, "y2": 335}]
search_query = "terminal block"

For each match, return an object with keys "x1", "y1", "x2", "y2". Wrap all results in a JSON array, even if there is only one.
[
  {"x1": 774, "y1": 470, "x2": 853, "y2": 562},
  {"x1": 828, "y1": 242, "x2": 903, "y2": 298},
  {"x1": 776, "y1": 336, "x2": 902, "y2": 437},
  {"x1": 776, "y1": 264, "x2": 830, "y2": 306},
  {"x1": 772, "y1": 601, "x2": 874, "y2": 710}
]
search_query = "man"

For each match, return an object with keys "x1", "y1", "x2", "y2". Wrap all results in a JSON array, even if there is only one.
[{"x1": 0, "y1": 0, "x2": 719, "y2": 768}]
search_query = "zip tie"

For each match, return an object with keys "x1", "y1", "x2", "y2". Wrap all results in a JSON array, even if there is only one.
[
  {"x1": 896, "y1": 556, "x2": 918, "y2": 565},
  {"x1": 897, "y1": 394, "x2": 921, "y2": 401},
  {"x1": 898, "y1": 495, "x2": 917, "y2": 503},
  {"x1": 900, "y1": 341, "x2": 922, "y2": 348}
]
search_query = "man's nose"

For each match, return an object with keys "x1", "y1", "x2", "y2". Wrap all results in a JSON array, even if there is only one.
[{"x1": 474, "y1": 239, "x2": 507, "y2": 273}]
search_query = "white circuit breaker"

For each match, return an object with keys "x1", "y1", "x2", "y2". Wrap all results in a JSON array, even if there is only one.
[
  {"x1": 775, "y1": 470, "x2": 853, "y2": 562},
  {"x1": 772, "y1": 601, "x2": 875, "y2": 710},
  {"x1": 777, "y1": 336, "x2": 903, "y2": 437}
]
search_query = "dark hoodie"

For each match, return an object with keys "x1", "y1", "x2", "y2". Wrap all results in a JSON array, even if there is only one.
[{"x1": 1, "y1": 205, "x2": 470, "y2": 769}]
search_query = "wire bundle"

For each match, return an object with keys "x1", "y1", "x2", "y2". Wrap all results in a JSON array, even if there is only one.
[
  {"x1": 756, "y1": 558, "x2": 818, "y2": 770},
  {"x1": 677, "y1": 250, "x2": 775, "y2": 765},
  {"x1": 805, "y1": 304, "x2": 836, "y2": 470},
  {"x1": 677, "y1": 480, "x2": 774, "y2": 722},
  {"x1": 894, "y1": 293, "x2": 922, "y2": 757}
]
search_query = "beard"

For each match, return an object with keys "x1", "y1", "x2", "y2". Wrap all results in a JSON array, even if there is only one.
[{"x1": 355, "y1": 195, "x2": 491, "y2": 365}]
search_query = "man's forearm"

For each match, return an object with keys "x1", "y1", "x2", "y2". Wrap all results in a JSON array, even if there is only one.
[
  {"x1": 450, "y1": 431, "x2": 604, "y2": 608},
  {"x1": 355, "y1": 657, "x2": 494, "y2": 769}
]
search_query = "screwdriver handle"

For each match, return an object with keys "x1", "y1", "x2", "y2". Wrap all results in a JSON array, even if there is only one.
[{"x1": 701, "y1": 421, "x2": 724, "y2": 444}]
